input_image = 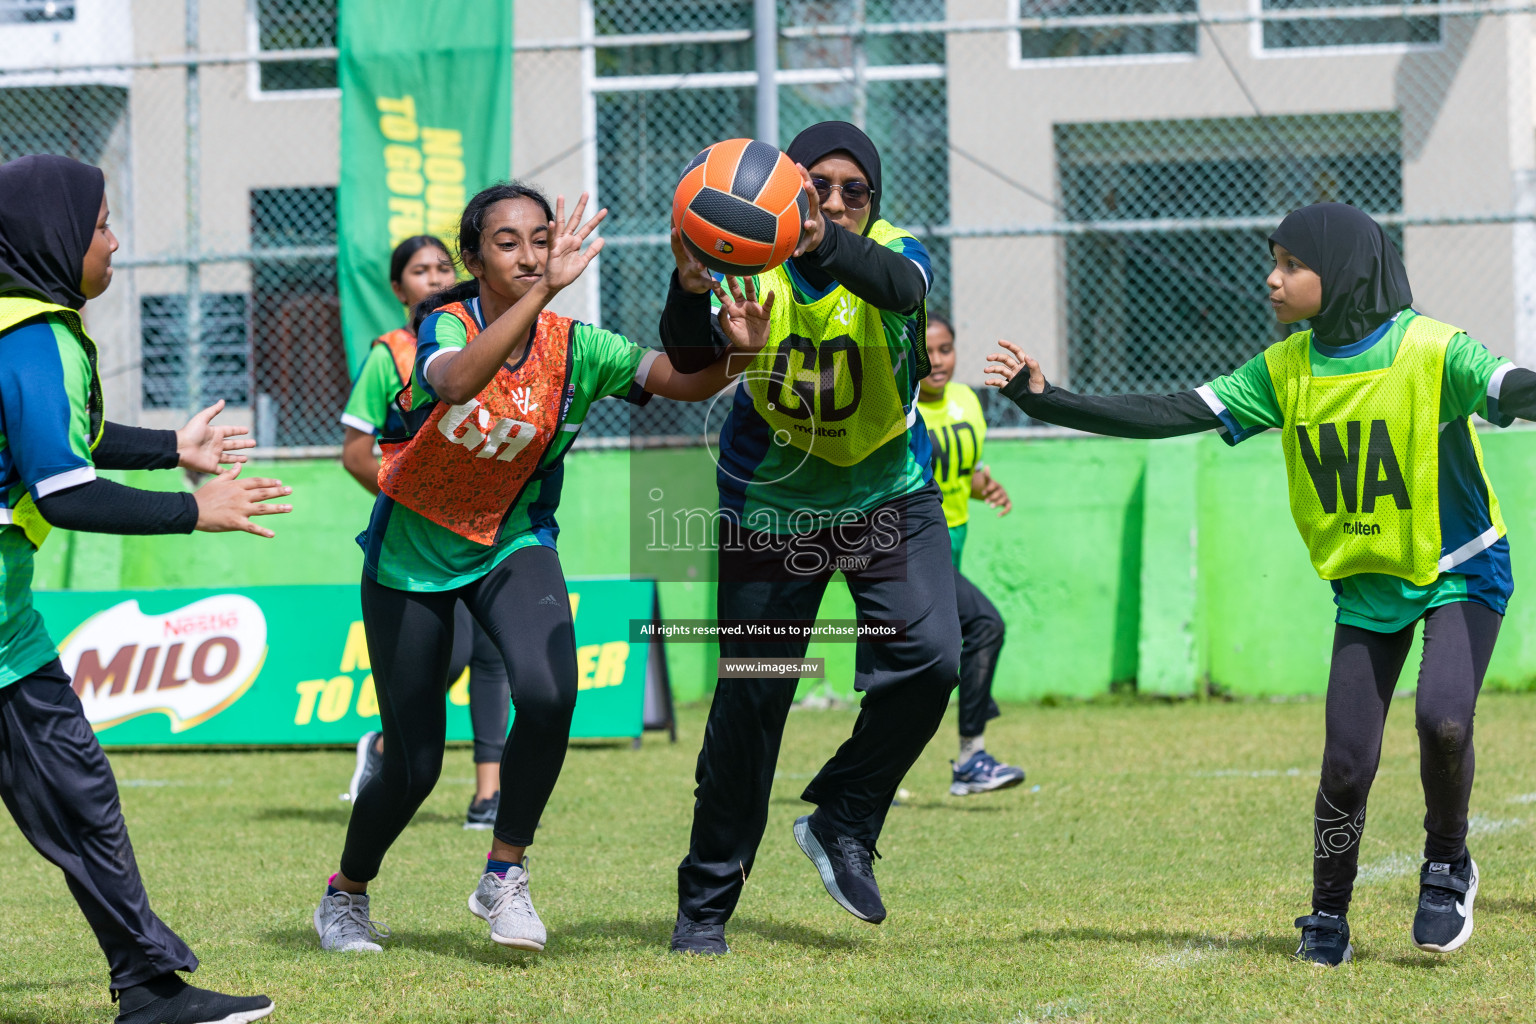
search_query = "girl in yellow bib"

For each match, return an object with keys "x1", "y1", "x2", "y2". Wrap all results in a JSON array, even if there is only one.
[{"x1": 987, "y1": 203, "x2": 1535, "y2": 965}]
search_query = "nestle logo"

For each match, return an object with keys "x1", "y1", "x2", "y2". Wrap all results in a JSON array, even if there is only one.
[{"x1": 59, "y1": 596, "x2": 268, "y2": 733}]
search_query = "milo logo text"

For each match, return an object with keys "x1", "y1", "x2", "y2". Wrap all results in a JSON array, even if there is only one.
[
  {"x1": 768, "y1": 333, "x2": 863, "y2": 424},
  {"x1": 439, "y1": 399, "x2": 536, "y2": 461},
  {"x1": 1296, "y1": 418, "x2": 1410, "y2": 515},
  {"x1": 59, "y1": 596, "x2": 267, "y2": 732}
]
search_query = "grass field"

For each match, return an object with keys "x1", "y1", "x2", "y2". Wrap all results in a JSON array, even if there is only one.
[{"x1": 4, "y1": 694, "x2": 1536, "y2": 1023}]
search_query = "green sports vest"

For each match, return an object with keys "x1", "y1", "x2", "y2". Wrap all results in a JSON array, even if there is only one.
[
  {"x1": 743, "y1": 219, "x2": 926, "y2": 468},
  {"x1": 1268, "y1": 312, "x2": 1504, "y2": 586},
  {"x1": 0, "y1": 295, "x2": 105, "y2": 549}
]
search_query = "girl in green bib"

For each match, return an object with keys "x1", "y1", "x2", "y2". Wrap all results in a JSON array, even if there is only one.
[{"x1": 987, "y1": 203, "x2": 1536, "y2": 965}]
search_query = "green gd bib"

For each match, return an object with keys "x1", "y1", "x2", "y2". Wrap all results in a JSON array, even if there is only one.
[
  {"x1": 1268, "y1": 313, "x2": 1499, "y2": 586},
  {"x1": 744, "y1": 220, "x2": 924, "y2": 468},
  {"x1": 0, "y1": 296, "x2": 105, "y2": 549}
]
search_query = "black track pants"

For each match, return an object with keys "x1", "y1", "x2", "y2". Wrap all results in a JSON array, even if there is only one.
[
  {"x1": 341, "y1": 545, "x2": 577, "y2": 882},
  {"x1": 677, "y1": 485, "x2": 961, "y2": 924},
  {"x1": 1312, "y1": 600, "x2": 1501, "y2": 914},
  {"x1": 0, "y1": 661, "x2": 197, "y2": 988},
  {"x1": 954, "y1": 568, "x2": 1004, "y2": 739},
  {"x1": 449, "y1": 601, "x2": 512, "y2": 765}
]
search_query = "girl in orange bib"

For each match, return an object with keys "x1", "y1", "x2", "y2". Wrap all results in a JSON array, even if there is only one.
[{"x1": 312, "y1": 181, "x2": 771, "y2": 955}]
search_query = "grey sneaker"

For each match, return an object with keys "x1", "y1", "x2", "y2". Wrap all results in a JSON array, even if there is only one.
[
  {"x1": 314, "y1": 889, "x2": 388, "y2": 952},
  {"x1": 469, "y1": 865, "x2": 546, "y2": 950},
  {"x1": 348, "y1": 731, "x2": 383, "y2": 803}
]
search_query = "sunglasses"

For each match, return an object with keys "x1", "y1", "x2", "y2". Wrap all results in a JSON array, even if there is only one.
[{"x1": 810, "y1": 177, "x2": 874, "y2": 210}]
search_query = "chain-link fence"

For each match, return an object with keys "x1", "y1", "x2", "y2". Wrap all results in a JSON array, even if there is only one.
[{"x1": 4, "y1": 0, "x2": 1534, "y2": 449}]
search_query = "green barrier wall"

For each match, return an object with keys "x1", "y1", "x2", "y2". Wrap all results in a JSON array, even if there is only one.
[{"x1": 34, "y1": 429, "x2": 1536, "y2": 702}]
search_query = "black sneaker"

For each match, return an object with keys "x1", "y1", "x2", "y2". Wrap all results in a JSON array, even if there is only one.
[
  {"x1": 347, "y1": 731, "x2": 383, "y2": 804},
  {"x1": 1413, "y1": 853, "x2": 1479, "y2": 952},
  {"x1": 792, "y1": 815, "x2": 886, "y2": 924},
  {"x1": 669, "y1": 912, "x2": 729, "y2": 955},
  {"x1": 113, "y1": 973, "x2": 274, "y2": 1024},
  {"x1": 464, "y1": 791, "x2": 499, "y2": 831},
  {"x1": 1293, "y1": 914, "x2": 1352, "y2": 966}
]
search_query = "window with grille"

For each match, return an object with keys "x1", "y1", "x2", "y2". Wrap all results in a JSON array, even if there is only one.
[
  {"x1": 141, "y1": 294, "x2": 250, "y2": 410},
  {"x1": 1016, "y1": 0, "x2": 1198, "y2": 61},
  {"x1": 253, "y1": 0, "x2": 336, "y2": 93},
  {"x1": 589, "y1": 0, "x2": 950, "y2": 440},
  {"x1": 1261, "y1": 0, "x2": 1440, "y2": 51},
  {"x1": 0, "y1": 0, "x2": 74, "y2": 23},
  {"x1": 1057, "y1": 112, "x2": 1403, "y2": 395},
  {"x1": 249, "y1": 187, "x2": 348, "y2": 446}
]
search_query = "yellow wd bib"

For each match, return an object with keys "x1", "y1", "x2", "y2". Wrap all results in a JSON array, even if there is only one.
[
  {"x1": 918, "y1": 382, "x2": 986, "y2": 529},
  {"x1": 0, "y1": 296, "x2": 105, "y2": 549},
  {"x1": 744, "y1": 220, "x2": 924, "y2": 468},
  {"x1": 1268, "y1": 313, "x2": 1500, "y2": 586}
]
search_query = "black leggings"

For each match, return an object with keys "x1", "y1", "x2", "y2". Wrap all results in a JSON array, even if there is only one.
[
  {"x1": 954, "y1": 568, "x2": 1004, "y2": 738},
  {"x1": 340, "y1": 545, "x2": 578, "y2": 883},
  {"x1": 1312, "y1": 600, "x2": 1501, "y2": 914},
  {"x1": 449, "y1": 602, "x2": 512, "y2": 764}
]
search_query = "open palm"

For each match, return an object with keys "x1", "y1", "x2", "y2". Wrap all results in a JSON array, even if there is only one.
[
  {"x1": 712, "y1": 276, "x2": 774, "y2": 357},
  {"x1": 543, "y1": 192, "x2": 607, "y2": 292}
]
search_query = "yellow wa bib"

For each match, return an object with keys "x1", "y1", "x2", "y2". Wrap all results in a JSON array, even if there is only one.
[
  {"x1": 1268, "y1": 313, "x2": 1501, "y2": 586},
  {"x1": 0, "y1": 296, "x2": 105, "y2": 549},
  {"x1": 744, "y1": 220, "x2": 924, "y2": 468}
]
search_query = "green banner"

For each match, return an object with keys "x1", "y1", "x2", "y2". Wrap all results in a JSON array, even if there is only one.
[
  {"x1": 33, "y1": 579, "x2": 660, "y2": 747},
  {"x1": 337, "y1": 0, "x2": 512, "y2": 369}
]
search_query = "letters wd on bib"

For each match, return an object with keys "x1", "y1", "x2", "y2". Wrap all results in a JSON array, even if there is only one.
[{"x1": 32, "y1": 581, "x2": 668, "y2": 747}]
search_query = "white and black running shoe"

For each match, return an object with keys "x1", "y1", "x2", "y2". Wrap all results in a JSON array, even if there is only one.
[
  {"x1": 949, "y1": 751, "x2": 1026, "y2": 796},
  {"x1": 347, "y1": 731, "x2": 383, "y2": 803},
  {"x1": 1293, "y1": 914, "x2": 1352, "y2": 966},
  {"x1": 113, "y1": 973, "x2": 274, "y2": 1024},
  {"x1": 464, "y1": 792, "x2": 499, "y2": 830},
  {"x1": 1413, "y1": 854, "x2": 1478, "y2": 953},
  {"x1": 793, "y1": 815, "x2": 886, "y2": 923}
]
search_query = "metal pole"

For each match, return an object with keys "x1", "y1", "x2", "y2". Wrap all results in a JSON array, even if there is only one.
[
  {"x1": 184, "y1": 0, "x2": 201, "y2": 416},
  {"x1": 754, "y1": 0, "x2": 777, "y2": 145},
  {"x1": 851, "y1": 0, "x2": 867, "y2": 130}
]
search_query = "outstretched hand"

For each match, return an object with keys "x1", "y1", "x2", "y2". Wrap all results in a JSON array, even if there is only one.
[
  {"x1": 193, "y1": 462, "x2": 293, "y2": 539},
  {"x1": 177, "y1": 399, "x2": 256, "y2": 473},
  {"x1": 541, "y1": 193, "x2": 608, "y2": 293},
  {"x1": 712, "y1": 276, "x2": 775, "y2": 361},
  {"x1": 791, "y1": 164, "x2": 826, "y2": 257},
  {"x1": 984, "y1": 339, "x2": 1046, "y2": 394}
]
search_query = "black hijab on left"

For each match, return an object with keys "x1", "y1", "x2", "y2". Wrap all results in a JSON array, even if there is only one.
[
  {"x1": 1269, "y1": 202, "x2": 1412, "y2": 348},
  {"x1": 0, "y1": 154, "x2": 105, "y2": 310}
]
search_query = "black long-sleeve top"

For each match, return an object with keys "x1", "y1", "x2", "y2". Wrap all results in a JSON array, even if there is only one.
[
  {"x1": 35, "y1": 422, "x2": 197, "y2": 535},
  {"x1": 1000, "y1": 368, "x2": 1536, "y2": 437},
  {"x1": 658, "y1": 219, "x2": 930, "y2": 374}
]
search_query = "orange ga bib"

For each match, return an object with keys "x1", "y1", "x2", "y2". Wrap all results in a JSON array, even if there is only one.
[
  {"x1": 379, "y1": 302, "x2": 573, "y2": 546},
  {"x1": 373, "y1": 328, "x2": 416, "y2": 387}
]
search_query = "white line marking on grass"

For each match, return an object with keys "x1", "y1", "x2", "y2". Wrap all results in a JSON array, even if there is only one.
[
  {"x1": 119, "y1": 778, "x2": 232, "y2": 788},
  {"x1": 1004, "y1": 996, "x2": 1090, "y2": 1023},
  {"x1": 1507, "y1": 793, "x2": 1536, "y2": 804},
  {"x1": 1141, "y1": 940, "x2": 1235, "y2": 968},
  {"x1": 1191, "y1": 768, "x2": 1304, "y2": 779},
  {"x1": 1468, "y1": 814, "x2": 1523, "y2": 836},
  {"x1": 1357, "y1": 851, "x2": 1419, "y2": 883}
]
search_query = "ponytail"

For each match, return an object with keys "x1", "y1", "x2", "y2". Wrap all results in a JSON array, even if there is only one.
[{"x1": 411, "y1": 279, "x2": 480, "y2": 335}]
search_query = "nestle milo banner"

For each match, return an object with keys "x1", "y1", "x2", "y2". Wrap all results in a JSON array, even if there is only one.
[
  {"x1": 32, "y1": 580, "x2": 666, "y2": 747},
  {"x1": 336, "y1": 0, "x2": 512, "y2": 368}
]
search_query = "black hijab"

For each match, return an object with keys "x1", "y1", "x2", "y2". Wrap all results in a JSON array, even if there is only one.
[
  {"x1": 1268, "y1": 202, "x2": 1412, "y2": 348},
  {"x1": 785, "y1": 121, "x2": 883, "y2": 234},
  {"x1": 0, "y1": 154, "x2": 105, "y2": 309}
]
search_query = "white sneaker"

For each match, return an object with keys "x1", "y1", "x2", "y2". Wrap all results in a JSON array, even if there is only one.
[
  {"x1": 314, "y1": 889, "x2": 389, "y2": 952},
  {"x1": 468, "y1": 865, "x2": 547, "y2": 950}
]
